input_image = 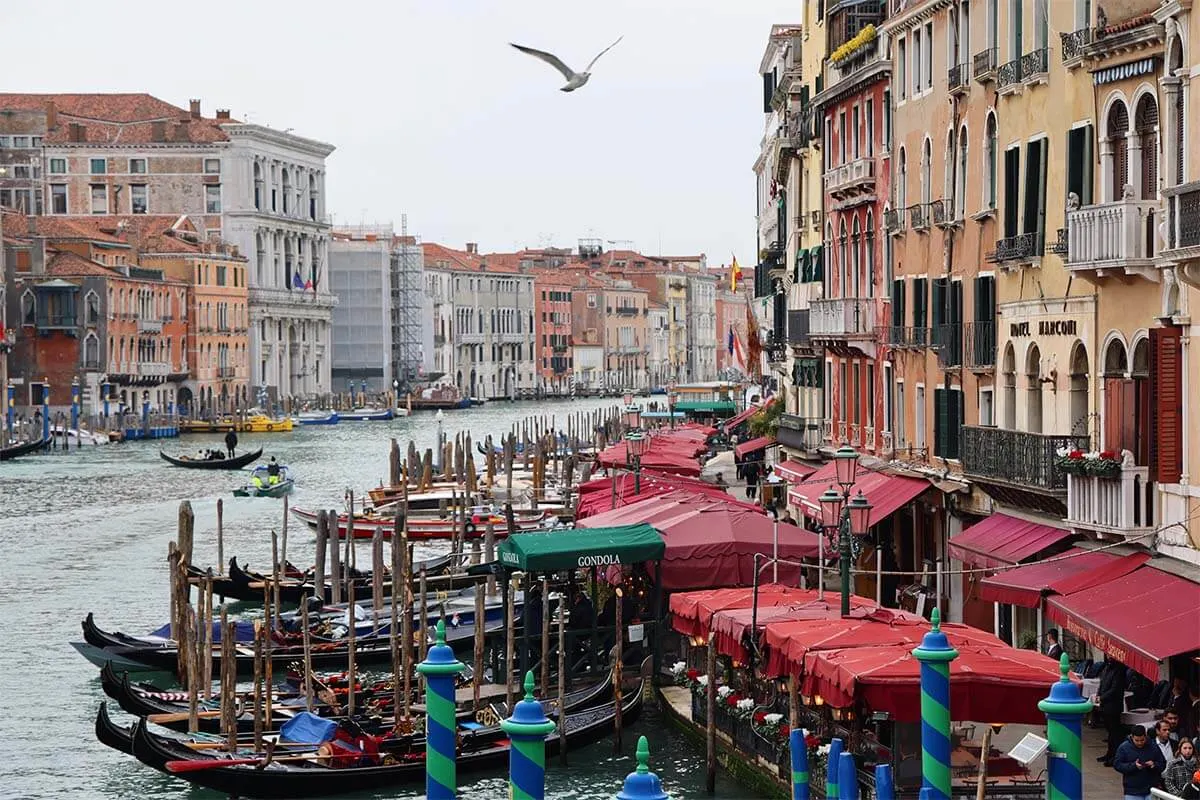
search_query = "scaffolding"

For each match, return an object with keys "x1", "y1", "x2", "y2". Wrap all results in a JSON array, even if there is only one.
[{"x1": 390, "y1": 214, "x2": 424, "y2": 392}]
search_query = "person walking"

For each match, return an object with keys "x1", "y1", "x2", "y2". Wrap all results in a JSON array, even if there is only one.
[
  {"x1": 1043, "y1": 628, "x2": 1063, "y2": 660},
  {"x1": 1097, "y1": 659, "x2": 1129, "y2": 766},
  {"x1": 1114, "y1": 724, "x2": 1166, "y2": 800},
  {"x1": 1155, "y1": 719, "x2": 1178, "y2": 767},
  {"x1": 1165, "y1": 739, "x2": 1197, "y2": 796},
  {"x1": 743, "y1": 460, "x2": 760, "y2": 501},
  {"x1": 224, "y1": 429, "x2": 238, "y2": 458}
]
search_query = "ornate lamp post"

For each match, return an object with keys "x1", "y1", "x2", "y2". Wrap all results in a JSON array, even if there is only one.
[
  {"x1": 818, "y1": 445, "x2": 873, "y2": 617},
  {"x1": 435, "y1": 408, "x2": 445, "y2": 472},
  {"x1": 626, "y1": 428, "x2": 648, "y2": 495}
]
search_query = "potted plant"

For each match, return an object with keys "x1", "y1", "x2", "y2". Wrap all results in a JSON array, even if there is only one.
[
  {"x1": 1083, "y1": 450, "x2": 1123, "y2": 479},
  {"x1": 1055, "y1": 447, "x2": 1086, "y2": 475}
]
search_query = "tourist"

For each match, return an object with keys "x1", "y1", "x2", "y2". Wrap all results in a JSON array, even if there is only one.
[
  {"x1": 1043, "y1": 628, "x2": 1063, "y2": 660},
  {"x1": 1167, "y1": 710, "x2": 1185, "y2": 745},
  {"x1": 267, "y1": 457, "x2": 281, "y2": 484},
  {"x1": 1165, "y1": 739, "x2": 1197, "y2": 796},
  {"x1": 225, "y1": 429, "x2": 238, "y2": 458},
  {"x1": 743, "y1": 460, "x2": 760, "y2": 501},
  {"x1": 1113, "y1": 724, "x2": 1165, "y2": 800},
  {"x1": 1168, "y1": 677, "x2": 1199, "y2": 739},
  {"x1": 1155, "y1": 720, "x2": 1178, "y2": 767},
  {"x1": 1097, "y1": 659, "x2": 1129, "y2": 766}
]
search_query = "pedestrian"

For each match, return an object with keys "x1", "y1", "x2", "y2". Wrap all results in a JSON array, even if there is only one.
[
  {"x1": 744, "y1": 460, "x2": 760, "y2": 501},
  {"x1": 224, "y1": 429, "x2": 238, "y2": 458},
  {"x1": 1155, "y1": 719, "x2": 1177, "y2": 766},
  {"x1": 1167, "y1": 710, "x2": 1186, "y2": 744},
  {"x1": 1043, "y1": 628, "x2": 1063, "y2": 660},
  {"x1": 1114, "y1": 724, "x2": 1166, "y2": 800},
  {"x1": 1165, "y1": 739, "x2": 1197, "y2": 796},
  {"x1": 1097, "y1": 659, "x2": 1129, "y2": 766}
]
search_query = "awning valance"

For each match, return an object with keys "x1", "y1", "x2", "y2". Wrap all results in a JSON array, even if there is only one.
[
  {"x1": 979, "y1": 549, "x2": 1150, "y2": 608},
  {"x1": 788, "y1": 461, "x2": 929, "y2": 525},
  {"x1": 774, "y1": 459, "x2": 818, "y2": 483},
  {"x1": 497, "y1": 523, "x2": 664, "y2": 573},
  {"x1": 734, "y1": 435, "x2": 775, "y2": 459},
  {"x1": 947, "y1": 513, "x2": 1072, "y2": 570}
]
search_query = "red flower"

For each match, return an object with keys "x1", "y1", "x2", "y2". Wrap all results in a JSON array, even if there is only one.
[
  {"x1": 805, "y1": 733, "x2": 821, "y2": 749},
  {"x1": 1100, "y1": 450, "x2": 1117, "y2": 460},
  {"x1": 753, "y1": 711, "x2": 767, "y2": 724},
  {"x1": 726, "y1": 695, "x2": 738, "y2": 707},
  {"x1": 779, "y1": 724, "x2": 790, "y2": 738},
  {"x1": 1068, "y1": 450, "x2": 1084, "y2": 459},
  {"x1": 686, "y1": 669, "x2": 698, "y2": 681}
]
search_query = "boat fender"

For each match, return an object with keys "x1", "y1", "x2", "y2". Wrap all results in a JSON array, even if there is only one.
[
  {"x1": 266, "y1": 423, "x2": 274, "y2": 432},
  {"x1": 464, "y1": 521, "x2": 477, "y2": 537}
]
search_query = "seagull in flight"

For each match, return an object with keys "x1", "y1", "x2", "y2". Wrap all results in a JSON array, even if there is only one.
[{"x1": 510, "y1": 36, "x2": 624, "y2": 92}]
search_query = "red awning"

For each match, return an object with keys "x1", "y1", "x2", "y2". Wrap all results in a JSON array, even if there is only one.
[
  {"x1": 734, "y1": 435, "x2": 775, "y2": 459},
  {"x1": 1046, "y1": 565, "x2": 1200, "y2": 679},
  {"x1": 669, "y1": 585, "x2": 817, "y2": 639},
  {"x1": 723, "y1": 399, "x2": 773, "y2": 431},
  {"x1": 788, "y1": 462, "x2": 929, "y2": 525},
  {"x1": 947, "y1": 514, "x2": 1073, "y2": 569},
  {"x1": 980, "y1": 549, "x2": 1151, "y2": 608},
  {"x1": 774, "y1": 460, "x2": 818, "y2": 483},
  {"x1": 573, "y1": 474, "x2": 740, "y2": 520},
  {"x1": 711, "y1": 596, "x2": 887, "y2": 663},
  {"x1": 801, "y1": 644, "x2": 1062, "y2": 724}
]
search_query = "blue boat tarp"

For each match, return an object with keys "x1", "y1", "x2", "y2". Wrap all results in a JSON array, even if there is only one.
[
  {"x1": 281, "y1": 711, "x2": 338, "y2": 744},
  {"x1": 148, "y1": 621, "x2": 255, "y2": 643}
]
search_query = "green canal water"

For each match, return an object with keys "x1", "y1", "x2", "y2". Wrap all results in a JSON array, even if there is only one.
[{"x1": 0, "y1": 399, "x2": 754, "y2": 800}]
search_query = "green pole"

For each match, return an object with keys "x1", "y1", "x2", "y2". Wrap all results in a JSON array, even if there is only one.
[{"x1": 838, "y1": 510, "x2": 851, "y2": 617}]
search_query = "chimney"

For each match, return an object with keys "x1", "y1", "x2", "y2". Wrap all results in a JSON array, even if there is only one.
[
  {"x1": 189, "y1": 99, "x2": 201, "y2": 119},
  {"x1": 44, "y1": 100, "x2": 57, "y2": 130},
  {"x1": 150, "y1": 121, "x2": 166, "y2": 142},
  {"x1": 215, "y1": 109, "x2": 231, "y2": 120},
  {"x1": 466, "y1": 242, "x2": 478, "y2": 255}
]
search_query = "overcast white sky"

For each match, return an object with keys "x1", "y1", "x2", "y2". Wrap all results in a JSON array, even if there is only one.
[{"x1": 7, "y1": 0, "x2": 801, "y2": 267}]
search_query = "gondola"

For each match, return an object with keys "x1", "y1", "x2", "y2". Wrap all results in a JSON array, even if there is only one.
[
  {"x1": 77, "y1": 610, "x2": 513, "y2": 674},
  {"x1": 160, "y1": 447, "x2": 263, "y2": 470},
  {"x1": 0, "y1": 437, "x2": 51, "y2": 460},
  {"x1": 123, "y1": 674, "x2": 644, "y2": 798},
  {"x1": 222, "y1": 551, "x2": 461, "y2": 604},
  {"x1": 95, "y1": 701, "x2": 135, "y2": 755},
  {"x1": 290, "y1": 506, "x2": 553, "y2": 541}
]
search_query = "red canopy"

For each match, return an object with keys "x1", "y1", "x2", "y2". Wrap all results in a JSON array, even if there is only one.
[
  {"x1": 723, "y1": 398, "x2": 773, "y2": 431},
  {"x1": 597, "y1": 433, "x2": 706, "y2": 477},
  {"x1": 734, "y1": 435, "x2": 775, "y2": 459},
  {"x1": 947, "y1": 513, "x2": 1073, "y2": 570},
  {"x1": 800, "y1": 644, "x2": 1062, "y2": 724},
  {"x1": 774, "y1": 460, "x2": 818, "y2": 483},
  {"x1": 788, "y1": 462, "x2": 929, "y2": 524},
  {"x1": 980, "y1": 549, "x2": 1150, "y2": 608},
  {"x1": 580, "y1": 493, "x2": 818, "y2": 590},
  {"x1": 573, "y1": 473, "x2": 737, "y2": 520},
  {"x1": 709, "y1": 595, "x2": 881, "y2": 662},
  {"x1": 669, "y1": 585, "x2": 816, "y2": 639},
  {"x1": 1046, "y1": 565, "x2": 1200, "y2": 679},
  {"x1": 761, "y1": 614, "x2": 1004, "y2": 678}
]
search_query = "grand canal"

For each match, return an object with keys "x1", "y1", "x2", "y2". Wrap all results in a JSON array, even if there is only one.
[{"x1": 0, "y1": 398, "x2": 752, "y2": 800}]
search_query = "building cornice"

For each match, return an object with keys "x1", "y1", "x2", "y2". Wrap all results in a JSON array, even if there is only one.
[
  {"x1": 222, "y1": 124, "x2": 335, "y2": 158},
  {"x1": 879, "y1": 0, "x2": 954, "y2": 35},
  {"x1": 812, "y1": 62, "x2": 890, "y2": 113}
]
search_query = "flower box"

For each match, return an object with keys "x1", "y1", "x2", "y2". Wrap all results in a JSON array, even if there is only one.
[{"x1": 1055, "y1": 448, "x2": 1123, "y2": 479}]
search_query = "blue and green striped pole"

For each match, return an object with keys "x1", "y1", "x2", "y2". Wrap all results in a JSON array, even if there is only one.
[
  {"x1": 836, "y1": 750, "x2": 858, "y2": 799},
  {"x1": 416, "y1": 618, "x2": 465, "y2": 800},
  {"x1": 789, "y1": 728, "x2": 809, "y2": 799},
  {"x1": 502, "y1": 670, "x2": 557, "y2": 800},
  {"x1": 616, "y1": 735, "x2": 669, "y2": 800},
  {"x1": 825, "y1": 737, "x2": 843, "y2": 797},
  {"x1": 1037, "y1": 653, "x2": 1092, "y2": 800},
  {"x1": 911, "y1": 608, "x2": 958, "y2": 800},
  {"x1": 874, "y1": 763, "x2": 895, "y2": 800}
]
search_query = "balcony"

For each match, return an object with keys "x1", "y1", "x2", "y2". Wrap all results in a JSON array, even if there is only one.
[
  {"x1": 778, "y1": 414, "x2": 821, "y2": 452},
  {"x1": 964, "y1": 320, "x2": 996, "y2": 370},
  {"x1": 248, "y1": 286, "x2": 337, "y2": 310},
  {"x1": 824, "y1": 158, "x2": 876, "y2": 200},
  {"x1": 1162, "y1": 181, "x2": 1200, "y2": 279},
  {"x1": 614, "y1": 305, "x2": 639, "y2": 316},
  {"x1": 931, "y1": 199, "x2": 959, "y2": 228},
  {"x1": 997, "y1": 58, "x2": 1022, "y2": 92},
  {"x1": 217, "y1": 366, "x2": 236, "y2": 378},
  {"x1": 138, "y1": 362, "x2": 170, "y2": 377},
  {"x1": 1060, "y1": 28, "x2": 1092, "y2": 66},
  {"x1": 987, "y1": 231, "x2": 1044, "y2": 264},
  {"x1": 947, "y1": 62, "x2": 970, "y2": 95},
  {"x1": 455, "y1": 332, "x2": 485, "y2": 345},
  {"x1": 1066, "y1": 464, "x2": 1154, "y2": 539},
  {"x1": 810, "y1": 297, "x2": 875, "y2": 339},
  {"x1": 1020, "y1": 48, "x2": 1049, "y2": 85},
  {"x1": 909, "y1": 203, "x2": 929, "y2": 232},
  {"x1": 138, "y1": 318, "x2": 163, "y2": 333},
  {"x1": 885, "y1": 325, "x2": 930, "y2": 349},
  {"x1": 35, "y1": 314, "x2": 76, "y2": 332},
  {"x1": 1066, "y1": 199, "x2": 1160, "y2": 281},
  {"x1": 824, "y1": 36, "x2": 886, "y2": 90},
  {"x1": 973, "y1": 47, "x2": 998, "y2": 82},
  {"x1": 961, "y1": 426, "x2": 1088, "y2": 494},
  {"x1": 433, "y1": 333, "x2": 447, "y2": 345},
  {"x1": 934, "y1": 323, "x2": 963, "y2": 368},
  {"x1": 765, "y1": 332, "x2": 788, "y2": 363},
  {"x1": 884, "y1": 208, "x2": 906, "y2": 234}
]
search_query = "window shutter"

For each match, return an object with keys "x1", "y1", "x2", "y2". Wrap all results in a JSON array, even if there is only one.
[
  {"x1": 934, "y1": 388, "x2": 948, "y2": 457},
  {"x1": 1149, "y1": 326, "x2": 1182, "y2": 483},
  {"x1": 1004, "y1": 148, "x2": 1021, "y2": 237},
  {"x1": 1103, "y1": 377, "x2": 1125, "y2": 453},
  {"x1": 1134, "y1": 376, "x2": 1150, "y2": 466},
  {"x1": 931, "y1": 279, "x2": 946, "y2": 328},
  {"x1": 951, "y1": 280, "x2": 964, "y2": 325},
  {"x1": 763, "y1": 73, "x2": 775, "y2": 114},
  {"x1": 1082, "y1": 124, "x2": 1095, "y2": 206},
  {"x1": 892, "y1": 279, "x2": 905, "y2": 326},
  {"x1": 1067, "y1": 126, "x2": 1085, "y2": 203},
  {"x1": 1023, "y1": 139, "x2": 1043, "y2": 236},
  {"x1": 800, "y1": 85, "x2": 811, "y2": 107}
]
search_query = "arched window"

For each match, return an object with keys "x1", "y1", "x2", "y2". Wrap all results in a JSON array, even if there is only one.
[
  {"x1": 1135, "y1": 94, "x2": 1159, "y2": 199},
  {"x1": 1002, "y1": 343, "x2": 1016, "y2": 429},
  {"x1": 921, "y1": 137, "x2": 932, "y2": 206},
  {"x1": 864, "y1": 211, "x2": 876, "y2": 297},
  {"x1": 1069, "y1": 342, "x2": 1090, "y2": 438},
  {"x1": 253, "y1": 162, "x2": 263, "y2": 211},
  {"x1": 1107, "y1": 99, "x2": 1130, "y2": 200},
  {"x1": 851, "y1": 217, "x2": 862, "y2": 297},
  {"x1": 838, "y1": 219, "x2": 849, "y2": 296},
  {"x1": 984, "y1": 112, "x2": 998, "y2": 209},
  {"x1": 1025, "y1": 343, "x2": 1043, "y2": 433},
  {"x1": 1168, "y1": 37, "x2": 1184, "y2": 186},
  {"x1": 897, "y1": 147, "x2": 907, "y2": 210},
  {"x1": 957, "y1": 125, "x2": 969, "y2": 219},
  {"x1": 21, "y1": 289, "x2": 35, "y2": 325}
]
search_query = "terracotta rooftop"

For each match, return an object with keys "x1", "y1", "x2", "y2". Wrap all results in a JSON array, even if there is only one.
[
  {"x1": 0, "y1": 93, "x2": 232, "y2": 144},
  {"x1": 44, "y1": 250, "x2": 117, "y2": 278}
]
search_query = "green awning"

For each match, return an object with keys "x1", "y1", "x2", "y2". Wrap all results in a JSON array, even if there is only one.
[{"x1": 497, "y1": 523, "x2": 665, "y2": 572}]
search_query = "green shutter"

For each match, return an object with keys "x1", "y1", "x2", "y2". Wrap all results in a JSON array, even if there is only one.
[
  {"x1": 934, "y1": 388, "x2": 948, "y2": 458},
  {"x1": 811, "y1": 245, "x2": 824, "y2": 281}
]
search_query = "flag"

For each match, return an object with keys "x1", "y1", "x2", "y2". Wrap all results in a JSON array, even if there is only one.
[
  {"x1": 744, "y1": 291, "x2": 762, "y2": 380},
  {"x1": 730, "y1": 255, "x2": 743, "y2": 292},
  {"x1": 292, "y1": 271, "x2": 304, "y2": 290},
  {"x1": 731, "y1": 330, "x2": 748, "y2": 374}
]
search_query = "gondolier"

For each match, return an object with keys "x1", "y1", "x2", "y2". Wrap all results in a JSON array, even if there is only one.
[{"x1": 224, "y1": 430, "x2": 238, "y2": 458}]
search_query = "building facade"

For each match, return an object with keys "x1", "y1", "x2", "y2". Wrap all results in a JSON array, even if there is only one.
[
  {"x1": 686, "y1": 272, "x2": 718, "y2": 382},
  {"x1": 533, "y1": 271, "x2": 574, "y2": 397}
]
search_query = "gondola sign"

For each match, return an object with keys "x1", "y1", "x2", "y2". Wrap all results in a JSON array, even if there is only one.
[{"x1": 577, "y1": 553, "x2": 620, "y2": 567}]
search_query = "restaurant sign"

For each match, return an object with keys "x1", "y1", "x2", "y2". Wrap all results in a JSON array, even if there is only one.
[{"x1": 1009, "y1": 320, "x2": 1079, "y2": 337}]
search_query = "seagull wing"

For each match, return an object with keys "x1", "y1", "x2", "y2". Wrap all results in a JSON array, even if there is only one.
[
  {"x1": 584, "y1": 35, "x2": 624, "y2": 72},
  {"x1": 510, "y1": 43, "x2": 577, "y2": 80}
]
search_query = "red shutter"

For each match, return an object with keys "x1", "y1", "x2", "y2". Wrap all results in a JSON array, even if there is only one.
[
  {"x1": 1103, "y1": 377, "x2": 1124, "y2": 452},
  {"x1": 1150, "y1": 326, "x2": 1182, "y2": 484},
  {"x1": 1119, "y1": 379, "x2": 1137, "y2": 458}
]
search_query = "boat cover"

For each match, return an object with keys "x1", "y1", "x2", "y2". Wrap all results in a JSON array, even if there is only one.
[{"x1": 281, "y1": 711, "x2": 338, "y2": 744}]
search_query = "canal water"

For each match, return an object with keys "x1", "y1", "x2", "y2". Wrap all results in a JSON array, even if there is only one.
[{"x1": 0, "y1": 398, "x2": 752, "y2": 800}]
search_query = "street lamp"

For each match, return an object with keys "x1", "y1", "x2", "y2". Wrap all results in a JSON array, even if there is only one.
[
  {"x1": 624, "y1": 402, "x2": 641, "y2": 432},
  {"x1": 625, "y1": 429, "x2": 648, "y2": 494},
  {"x1": 435, "y1": 408, "x2": 445, "y2": 472},
  {"x1": 392, "y1": 378, "x2": 399, "y2": 410},
  {"x1": 819, "y1": 445, "x2": 874, "y2": 617}
]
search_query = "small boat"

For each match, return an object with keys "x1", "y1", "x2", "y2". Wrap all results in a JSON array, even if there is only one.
[
  {"x1": 295, "y1": 411, "x2": 339, "y2": 426},
  {"x1": 0, "y1": 437, "x2": 50, "y2": 461},
  {"x1": 407, "y1": 385, "x2": 471, "y2": 410},
  {"x1": 234, "y1": 464, "x2": 294, "y2": 497},
  {"x1": 366, "y1": 483, "x2": 465, "y2": 508},
  {"x1": 338, "y1": 407, "x2": 394, "y2": 422},
  {"x1": 180, "y1": 414, "x2": 294, "y2": 433},
  {"x1": 469, "y1": 396, "x2": 487, "y2": 406},
  {"x1": 392, "y1": 406, "x2": 410, "y2": 417},
  {"x1": 50, "y1": 425, "x2": 112, "y2": 445},
  {"x1": 160, "y1": 448, "x2": 263, "y2": 470},
  {"x1": 219, "y1": 551, "x2": 461, "y2": 604},
  {"x1": 241, "y1": 414, "x2": 294, "y2": 433}
]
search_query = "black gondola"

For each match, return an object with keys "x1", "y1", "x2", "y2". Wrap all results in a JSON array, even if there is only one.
[
  {"x1": 224, "y1": 551, "x2": 461, "y2": 604},
  {"x1": 123, "y1": 675, "x2": 644, "y2": 798},
  {"x1": 95, "y1": 701, "x2": 135, "y2": 755},
  {"x1": 159, "y1": 447, "x2": 263, "y2": 470},
  {"x1": 0, "y1": 437, "x2": 51, "y2": 461}
]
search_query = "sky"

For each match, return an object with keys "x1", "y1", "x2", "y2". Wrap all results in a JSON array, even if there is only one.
[{"x1": 6, "y1": 0, "x2": 801, "y2": 267}]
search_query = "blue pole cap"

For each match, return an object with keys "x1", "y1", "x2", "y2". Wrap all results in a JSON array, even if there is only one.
[
  {"x1": 1038, "y1": 653, "x2": 1093, "y2": 716},
  {"x1": 912, "y1": 608, "x2": 959, "y2": 662},
  {"x1": 616, "y1": 736, "x2": 669, "y2": 800},
  {"x1": 415, "y1": 618, "x2": 466, "y2": 677},
  {"x1": 874, "y1": 764, "x2": 895, "y2": 800},
  {"x1": 502, "y1": 670, "x2": 556, "y2": 737},
  {"x1": 837, "y1": 751, "x2": 859, "y2": 800}
]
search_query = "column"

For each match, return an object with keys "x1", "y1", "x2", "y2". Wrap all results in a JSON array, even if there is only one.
[
  {"x1": 615, "y1": 736, "x2": 669, "y2": 800},
  {"x1": 1037, "y1": 654, "x2": 1092, "y2": 800},
  {"x1": 501, "y1": 671, "x2": 557, "y2": 800},
  {"x1": 416, "y1": 619, "x2": 466, "y2": 799},
  {"x1": 911, "y1": 608, "x2": 958, "y2": 800}
]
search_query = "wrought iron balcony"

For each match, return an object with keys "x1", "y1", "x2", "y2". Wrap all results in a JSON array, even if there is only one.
[
  {"x1": 986, "y1": 231, "x2": 1044, "y2": 264},
  {"x1": 934, "y1": 323, "x2": 963, "y2": 368},
  {"x1": 765, "y1": 332, "x2": 788, "y2": 363},
  {"x1": 973, "y1": 48, "x2": 998, "y2": 82},
  {"x1": 1066, "y1": 464, "x2": 1154, "y2": 539},
  {"x1": 1066, "y1": 198, "x2": 1160, "y2": 280},
  {"x1": 1047, "y1": 227, "x2": 1069, "y2": 256},
  {"x1": 947, "y1": 62, "x2": 970, "y2": 94},
  {"x1": 930, "y1": 199, "x2": 958, "y2": 227},
  {"x1": 778, "y1": 414, "x2": 821, "y2": 452},
  {"x1": 884, "y1": 207, "x2": 906, "y2": 234},
  {"x1": 823, "y1": 158, "x2": 876, "y2": 199},
  {"x1": 884, "y1": 325, "x2": 930, "y2": 349},
  {"x1": 810, "y1": 297, "x2": 876, "y2": 339},
  {"x1": 1060, "y1": 28, "x2": 1092, "y2": 65},
  {"x1": 1163, "y1": 180, "x2": 1200, "y2": 255},
  {"x1": 909, "y1": 203, "x2": 929, "y2": 232},
  {"x1": 614, "y1": 305, "x2": 640, "y2": 316},
  {"x1": 961, "y1": 426, "x2": 1088, "y2": 493},
  {"x1": 964, "y1": 320, "x2": 996, "y2": 370},
  {"x1": 997, "y1": 58, "x2": 1022, "y2": 91},
  {"x1": 1021, "y1": 48, "x2": 1049, "y2": 84}
]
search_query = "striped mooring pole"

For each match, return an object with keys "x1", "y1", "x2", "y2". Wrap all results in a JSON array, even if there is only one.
[
  {"x1": 1037, "y1": 653, "x2": 1092, "y2": 800},
  {"x1": 789, "y1": 727, "x2": 809, "y2": 800},
  {"x1": 911, "y1": 607, "x2": 958, "y2": 800},
  {"x1": 825, "y1": 737, "x2": 843, "y2": 798},
  {"x1": 616, "y1": 735, "x2": 669, "y2": 800},
  {"x1": 874, "y1": 763, "x2": 895, "y2": 800},
  {"x1": 501, "y1": 670, "x2": 557, "y2": 800},
  {"x1": 416, "y1": 618, "x2": 465, "y2": 800}
]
